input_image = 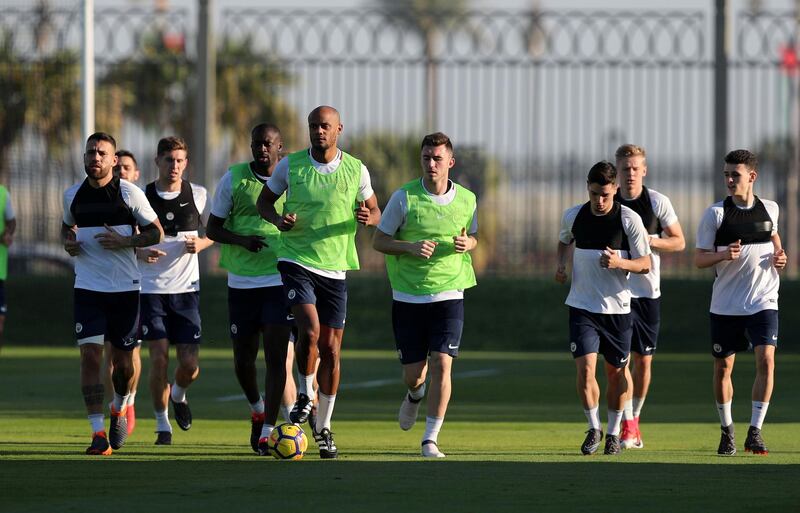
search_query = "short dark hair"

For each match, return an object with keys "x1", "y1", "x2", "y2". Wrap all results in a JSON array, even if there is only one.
[
  {"x1": 156, "y1": 136, "x2": 188, "y2": 157},
  {"x1": 115, "y1": 150, "x2": 137, "y2": 167},
  {"x1": 251, "y1": 123, "x2": 281, "y2": 140},
  {"x1": 724, "y1": 149, "x2": 758, "y2": 171},
  {"x1": 421, "y1": 132, "x2": 453, "y2": 154},
  {"x1": 587, "y1": 161, "x2": 617, "y2": 186},
  {"x1": 87, "y1": 132, "x2": 116, "y2": 149}
]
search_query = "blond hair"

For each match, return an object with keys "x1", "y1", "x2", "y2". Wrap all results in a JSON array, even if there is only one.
[{"x1": 615, "y1": 144, "x2": 646, "y2": 160}]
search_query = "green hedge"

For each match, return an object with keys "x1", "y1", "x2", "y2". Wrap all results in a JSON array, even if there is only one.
[{"x1": 6, "y1": 274, "x2": 798, "y2": 353}]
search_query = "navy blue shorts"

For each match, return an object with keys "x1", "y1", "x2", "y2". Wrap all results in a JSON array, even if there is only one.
[
  {"x1": 278, "y1": 261, "x2": 347, "y2": 329},
  {"x1": 140, "y1": 292, "x2": 202, "y2": 344},
  {"x1": 709, "y1": 309, "x2": 778, "y2": 358},
  {"x1": 228, "y1": 285, "x2": 293, "y2": 340},
  {"x1": 630, "y1": 297, "x2": 660, "y2": 356},
  {"x1": 0, "y1": 280, "x2": 6, "y2": 315},
  {"x1": 392, "y1": 299, "x2": 464, "y2": 364},
  {"x1": 74, "y1": 288, "x2": 140, "y2": 350},
  {"x1": 568, "y1": 307, "x2": 632, "y2": 368}
]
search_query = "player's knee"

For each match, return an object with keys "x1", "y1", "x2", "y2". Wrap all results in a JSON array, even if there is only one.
[
  {"x1": 428, "y1": 356, "x2": 449, "y2": 377},
  {"x1": 184, "y1": 363, "x2": 199, "y2": 378},
  {"x1": 576, "y1": 366, "x2": 594, "y2": 384},
  {"x1": 81, "y1": 346, "x2": 103, "y2": 370},
  {"x1": 318, "y1": 343, "x2": 338, "y2": 362},
  {"x1": 299, "y1": 326, "x2": 320, "y2": 345},
  {"x1": 403, "y1": 375, "x2": 425, "y2": 389},
  {"x1": 605, "y1": 366, "x2": 625, "y2": 382},
  {"x1": 755, "y1": 353, "x2": 774, "y2": 375},
  {"x1": 150, "y1": 352, "x2": 169, "y2": 372}
]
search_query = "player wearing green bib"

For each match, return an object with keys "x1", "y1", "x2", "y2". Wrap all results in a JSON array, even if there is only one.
[
  {"x1": 373, "y1": 132, "x2": 478, "y2": 458},
  {"x1": 0, "y1": 183, "x2": 16, "y2": 354},
  {"x1": 258, "y1": 106, "x2": 381, "y2": 458},
  {"x1": 207, "y1": 124, "x2": 295, "y2": 454}
]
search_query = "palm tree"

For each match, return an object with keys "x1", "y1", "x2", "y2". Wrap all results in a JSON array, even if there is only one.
[
  {"x1": 376, "y1": 0, "x2": 471, "y2": 131},
  {"x1": 215, "y1": 36, "x2": 297, "y2": 159},
  {"x1": 97, "y1": 30, "x2": 298, "y2": 166},
  {"x1": 0, "y1": 34, "x2": 29, "y2": 184}
]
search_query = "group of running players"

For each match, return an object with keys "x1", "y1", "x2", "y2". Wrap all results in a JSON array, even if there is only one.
[
  {"x1": 557, "y1": 146, "x2": 782, "y2": 456},
  {"x1": 62, "y1": 104, "x2": 781, "y2": 459}
]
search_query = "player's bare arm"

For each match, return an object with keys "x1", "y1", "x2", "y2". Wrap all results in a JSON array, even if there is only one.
[
  {"x1": 600, "y1": 248, "x2": 650, "y2": 274},
  {"x1": 184, "y1": 234, "x2": 214, "y2": 254},
  {"x1": 95, "y1": 220, "x2": 164, "y2": 250},
  {"x1": 256, "y1": 185, "x2": 295, "y2": 231},
  {"x1": 137, "y1": 247, "x2": 167, "y2": 263},
  {"x1": 373, "y1": 229, "x2": 438, "y2": 259},
  {"x1": 649, "y1": 222, "x2": 685, "y2": 252},
  {"x1": 1, "y1": 218, "x2": 15, "y2": 247},
  {"x1": 771, "y1": 233, "x2": 787, "y2": 270},
  {"x1": 694, "y1": 240, "x2": 741, "y2": 268},
  {"x1": 184, "y1": 216, "x2": 215, "y2": 254},
  {"x1": 206, "y1": 214, "x2": 266, "y2": 253},
  {"x1": 61, "y1": 222, "x2": 81, "y2": 256},
  {"x1": 355, "y1": 194, "x2": 381, "y2": 227},
  {"x1": 555, "y1": 241, "x2": 572, "y2": 284},
  {"x1": 453, "y1": 227, "x2": 477, "y2": 253}
]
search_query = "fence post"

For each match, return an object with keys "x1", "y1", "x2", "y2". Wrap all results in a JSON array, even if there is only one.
[
  {"x1": 81, "y1": 0, "x2": 95, "y2": 139},
  {"x1": 788, "y1": 0, "x2": 800, "y2": 278},
  {"x1": 196, "y1": 0, "x2": 215, "y2": 272},
  {"x1": 713, "y1": 0, "x2": 728, "y2": 201}
]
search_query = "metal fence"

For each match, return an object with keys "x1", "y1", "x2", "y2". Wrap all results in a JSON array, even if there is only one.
[{"x1": 2, "y1": 3, "x2": 798, "y2": 276}]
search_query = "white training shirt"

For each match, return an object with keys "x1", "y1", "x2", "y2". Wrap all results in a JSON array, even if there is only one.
[
  {"x1": 378, "y1": 178, "x2": 478, "y2": 304},
  {"x1": 559, "y1": 204, "x2": 652, "y2": 314},
  {"x1": 140, "y1": 183, "x2": 210, "y2": 294},
  {"x1": 4, "y1": 194, "x2": 14, "y2": 220},
  {"x1": 696, "y1": 199, "x2": 780, "y2": 315},
  {"x1": 211, "y1": 167, "x2": 283, "y2": 289},
  {"x1": 623, "y1": 188, "x2": 679, "y2": 299},
  {"x1": 63, "y1": 179, "x2": 158, "y2": 293},
  {"x1": 267, "y1": 149, "x2": 375, "y2": 280}
]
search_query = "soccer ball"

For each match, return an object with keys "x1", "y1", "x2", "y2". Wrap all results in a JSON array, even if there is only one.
[{"x1": 267, "y1": 423, "x2": 308, "y2": 460}]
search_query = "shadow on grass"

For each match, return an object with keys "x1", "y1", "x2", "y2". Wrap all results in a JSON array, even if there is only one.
[{"x1": 1, "y1": 461, "x2": 797, "y2": 512}]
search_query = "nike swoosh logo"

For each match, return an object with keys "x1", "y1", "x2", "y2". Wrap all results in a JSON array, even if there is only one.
[
  {"x1": 645, "y1": 346, "x2": 653, "y2": 352},
  {"x1": 448, "y1": 344, "x2": 459, "y2": 349},
  {"x1": 772, "y1": 335, "x2": 778, "y2": 340},
  {"x1": 620, "y1": 356, "x2": 629, "y2": 363},
  {"x1": 123, "y1": 338, "x2": 136, "y2": 347},
  {"x1": 193, "y1": 332, "x2": 201, "y2": 339},
  {"x1": 180, "y1": 202, "x2": 190, "y2": 207}
]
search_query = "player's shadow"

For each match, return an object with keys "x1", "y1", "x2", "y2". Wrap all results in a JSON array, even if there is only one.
[{"x1": 2, "y1": 461, "x2": 798, "y2": 513}]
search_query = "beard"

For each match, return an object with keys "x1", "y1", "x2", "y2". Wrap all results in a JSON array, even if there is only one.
[{"x1": 85, "y1": 164, "x2": 111, "y2": 181}]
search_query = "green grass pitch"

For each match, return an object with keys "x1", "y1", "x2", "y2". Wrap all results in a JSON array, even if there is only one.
[{"x1": 0, "y1": 347, "x2": 798, "y2": 512}]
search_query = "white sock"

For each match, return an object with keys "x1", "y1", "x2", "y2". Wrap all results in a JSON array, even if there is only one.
[
  {"x1": 280, "y1": 404, "x2": 293, "y2": 424},
  {"x1": 298, "y1": 373, "x2": 316, "y2": 401},
  {"x1": 260, "y1": 423, "x2": 275, "y2": 440},
  {"x1": 112, "y1": 393, "x2": 128, "y2": 412},
  {"x1": 171, "y1": 383, "x2": 187, "y2": 404},
  {"x1": 316, "y1": 393, "x2": 336, "y2": 432},
  {"x1": 607, "y1": 409, "x2": 624, "y2": 436},
  {"x1": 632, "y1": 396, "x2": 646, "y2": 418},
  {"x1": 716, "y1": 401, "x2": 733, "y2": 427},
  {"x1": 126, "y1": 390, "x2": 137, "y2": 406},
  {"x1": 622, "y1": 399, "x2": 634, "y2": 421},
  {"x1": 408, "y1": 383, "x2": 426, "y2": 401},
  {"x1": 154, "y1": 409, "x2": 172, "y2": 432},
  {"x1": 88, "y1": 414, "x2": 105, "y2": 433},
  {"x1": 584, "y1": 406, "x2": 602, "y2": 430},
  {"x1": 750, "y1": 401, "x2": 769, "y2": 430},
  {"x1": 422, "y1": 416, "x2": 444, "y2": 443},
  {"x1": 250, "y1": 398, "x2": 265, "y2": 415}
]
